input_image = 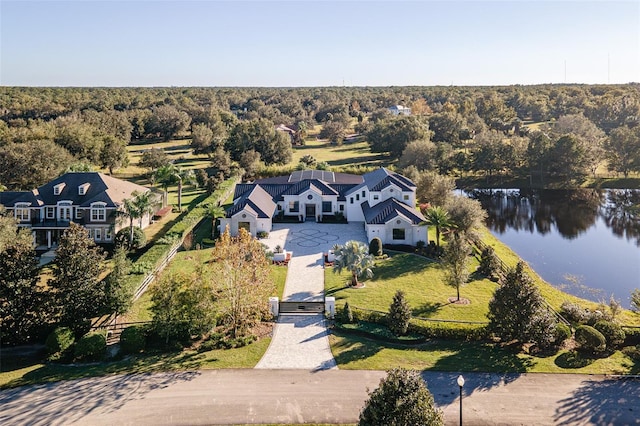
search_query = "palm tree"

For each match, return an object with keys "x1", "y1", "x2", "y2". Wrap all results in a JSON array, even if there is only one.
[
  {"x1": 133, "y1": 191, "x2": 156, "y2": 228},
  {"x1": 118, "y1": 192, "x2": 142, "y2": 248},
  {"x1": 155, "y1": 164, "x2": 197, "y2": 212},
  {"x1": 332, "y1": 240, "x2": 375, "y2": 287},
  {"x1": 206, "y1": 204, "x2": 226, "y2": 238},
  {"x1": 421, "y1": 206, "x2": 454, "y2": 250}
]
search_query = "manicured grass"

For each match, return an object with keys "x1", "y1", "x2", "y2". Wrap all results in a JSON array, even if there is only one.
[
  {"x1": 288, "y1": 140, "x2": 390, "y2": 171},
  {"x1": 329, "y1": 332, "x2": 640, "y2": 375},
  {"x1": 0, "y1": 338, "x2": 271, "y2": 389},
  {"x1": 326, "y1": 252, "x2": 495, "y2": 323}
]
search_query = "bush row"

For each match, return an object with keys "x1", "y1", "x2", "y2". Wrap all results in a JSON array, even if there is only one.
[
  {"x1": 345, "y1": 306, "x2": 488, "y2": 342},
  {"x1": 45, "y1": 327, "x2": 108, "y2": 362}
]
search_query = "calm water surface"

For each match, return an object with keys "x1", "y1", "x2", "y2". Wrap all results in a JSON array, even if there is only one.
[{"x1": 467, "y1": 189, "x2": 640, "y2": 308}]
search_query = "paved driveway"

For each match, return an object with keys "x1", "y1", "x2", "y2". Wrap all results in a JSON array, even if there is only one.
[{"x1": 256, "y1": 223, "x2": 367, "y2": 370}]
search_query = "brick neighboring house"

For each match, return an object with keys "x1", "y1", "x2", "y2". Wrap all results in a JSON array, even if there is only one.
[
  {"x1": 219, "y1": 168, "x2": 427, "y2": 245},
  {"x1": 0, "y1": 172, "x2": 163, "y2": 248}
]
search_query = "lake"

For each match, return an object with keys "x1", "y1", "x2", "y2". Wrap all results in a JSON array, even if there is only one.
[{"x1": 466, "y1": 189, "x2": 640, "y2": 308}]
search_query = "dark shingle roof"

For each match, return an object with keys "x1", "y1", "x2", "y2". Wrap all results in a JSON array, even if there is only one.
[
  {"x1": 226, "y1": 185, "x2": 276, "y2": 219},
  {"x1": 0, "y1": 173, "x2": 149, "y2": 208},
  {"x1": 362, "y1": 198, "x2": 425, "y2": 225},
  {"x1": 363, "y1": 167, "x2": 416, "y2": 192}
]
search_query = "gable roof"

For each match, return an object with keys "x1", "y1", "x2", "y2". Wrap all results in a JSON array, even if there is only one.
[
  {"x1": 226, "y1": 185, "x2": 276, "y2": 219},
  {"x1": 0, "y1": 173, "x2": 149, "y2": 208},
  {"x1": 362, "y1": 198, "x2": 426, "y2": 225},
  {"x1": 362, "y1": 167, "x2": 416, "y2": 192}
]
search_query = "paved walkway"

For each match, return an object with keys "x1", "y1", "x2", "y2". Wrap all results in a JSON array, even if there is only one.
[
  {"x1": 255, "y1": 223, "x2": 367, "y2": 370},
  {"x1": 2, "y1": 370, "x2": 638, "y2": 425}
]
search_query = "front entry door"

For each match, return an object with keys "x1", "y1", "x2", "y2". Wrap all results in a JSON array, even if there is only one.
[{"x1": 305, "y1": 204, "x2": 316, "y2": 221}]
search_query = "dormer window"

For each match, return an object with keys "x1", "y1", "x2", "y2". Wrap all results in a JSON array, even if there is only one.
[
  {"x1": 54, "y1": 183, "x2": 66, "y2": 195},
  {"x1": 78, "y1": 183, "x2": 90, "y2": 195}
]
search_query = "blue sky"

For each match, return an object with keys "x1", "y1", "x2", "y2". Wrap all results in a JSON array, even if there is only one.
[{"x1": 1, "y1": 0, "x2": 639, "y2": 86}]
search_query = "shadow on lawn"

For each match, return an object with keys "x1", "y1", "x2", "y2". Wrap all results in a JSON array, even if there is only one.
[
  {"x1": 370, "y1": 255, "x2": 433, "y2": 281},
  {"x1": 554, "y1": 377, "x2": 640, "y2": 425}
]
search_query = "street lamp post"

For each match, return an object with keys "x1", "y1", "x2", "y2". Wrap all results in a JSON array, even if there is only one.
[{"x1": 457, "y1": 375, "x2": 465, "y2": 426}]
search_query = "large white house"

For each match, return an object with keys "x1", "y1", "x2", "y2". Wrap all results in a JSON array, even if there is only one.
[{"x1": 219, "y1": 168, "x2": 427, "y2": 245}]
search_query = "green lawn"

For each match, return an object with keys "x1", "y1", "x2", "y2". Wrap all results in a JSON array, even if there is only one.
[
  {"x1": 0, "y1": 338, "x2": 271, "y2": 389},
  {"x1": 277, "y1": 139, "x2": 391, "y2": 173},
  {"x1": 329, "y1": 332, "x2": 639, "y2": 375},
  {"x1": 326, "y1": 252, "x2": 495, "y2": 323}
]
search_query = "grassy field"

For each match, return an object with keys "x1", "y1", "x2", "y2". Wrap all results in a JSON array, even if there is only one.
[
  {"x1": 0, "y1": 338, "x2": 271, "y2": 389},
  {"x1": 326, "y1": 253, "x2": 495, "y2": 323},
  {"x1": 329, "y1": 332, "x2": 639, "y2": 375}
]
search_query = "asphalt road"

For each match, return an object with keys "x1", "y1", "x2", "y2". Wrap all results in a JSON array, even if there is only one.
[{"x1": 1, "y1": 369, "x2": 638, "y2": 425}]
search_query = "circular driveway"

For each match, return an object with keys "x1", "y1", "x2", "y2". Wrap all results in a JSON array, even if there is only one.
[{"x1": 263, "y1": 222, "x2": 368, "y2": 256}]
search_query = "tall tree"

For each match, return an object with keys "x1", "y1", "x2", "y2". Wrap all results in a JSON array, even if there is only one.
[
  {"x1": 606, "y1": 126, "x2": 640, "y2": 178},
  {"x1": 100, "y1": 135, "x2": 129, "y2": 174},
  {"x1": 211, "y1": 228, "x2": 275, "y2": 338},
  {"x1": 118, "y1": 193, "x2": 142, "y2": 249},
  {"x1": 445, "y1": 195, "x2": 487, "y2": 239},
  {"x1": 0, "y1": 139, "x2": 74, "y2": 190},
  {"x1": 367, "y1": 116, "x2": 431, "y2": 158},
  {"x1": 206, "y1": 204, "x2": 226, "y2": 238},
  {"x1": 150, "y1": 270, "x2": 217, "y2": 345},
  {"x1": 0, "y1": 220, "x2": 45, "y2": 344},
  {"x1": 487, "y1": 262, "x2": 557, "y2": 347},
  {"x1": 146, "y1": 104, "x2": 191, "y2": 141},
  {"x1": 139, "y1": 148, "x2": 170, "y2": 180},
  {"x1": 442, "y1": 232, "x2": 471, "y2": 301},
  {"x1": 104, "y1": 247, "x2": 134, "y2": 316},
  {"x1": 332, "y1": 240, "x2": 375, "y2": 287},
  {"x1": 359, "y1": 368, "x2": 444, "y2": 426},
  {"x1": 414, "y1": 172, "x2": 455, "y2": 208},
  {"x1": 49, "y1": 223, "x2": 107, "y2": 334}
]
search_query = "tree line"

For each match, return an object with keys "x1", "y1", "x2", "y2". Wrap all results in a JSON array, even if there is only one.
[{"x1": 1, "y1": 84, "x2": 638, "y2": 190}]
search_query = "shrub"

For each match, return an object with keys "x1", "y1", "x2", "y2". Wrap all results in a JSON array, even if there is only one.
[
  {"x1": 594, "y1": 320, "x2": 626, "y2": 348},
  {"x1": 621, "y1": 344, "x2": 640, "y2": 361},
  {"x1": 631, "y1": 289, "x2": 640, "y2": 313},
  {"x1": 623, "y1": 327, "x2": 640, "y2": 345},
  {"x1": 115, "y1": 227, "x2": 147, "y2": 251},
  {"x1": 256, "y1": 231, "x2": 269, "y2": 239},
  {"x1": 74, "y1": 331, "x2": 107, "y2": 362},
  {"x1": 338, "y1": 302, "x2": 355, "y2": 324},
  {"x1": 359, "y1": 368, "x2": 444, "y2": 426},
  {"x1": 120, "y1": 326, "x2": 146, "y2": 354},
  {"x1": 130, "y1": 261, "x2": 153, "y2": 275},
  {"x1": 368, "y1": 237, "x2": 383, "y2": 256},
  {"x1": 388, "y1": 290, "x2": 411, "y2": 336},
  {"x1": 478, "y1": 246, "x2": 502, "y2": 280},
  {"x1": 408, "y1": 320, "x2": 488, "y2": 341},
  {"x1": 554, "y1": 323, "x2": 572, "y2": 346},
  {"x1": 575, "y1": 325, "x2": 606, "y2": 353},
  {"x1": 45, "y1": 327, "x2": 75, "y2": 358},
  {"x1": 560, "y1": 301, "x2": 591, "y2": 324}
]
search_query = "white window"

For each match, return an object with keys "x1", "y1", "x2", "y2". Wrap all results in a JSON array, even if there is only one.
[
  {"x1": 78, "y1": 183, "x2": 90, "y2": 195},
  {"x1": 94, "y1": 228, "x2": 102, "y2": 241},
  {"x1": 46, "y1": 207, "x2": 55, "y2": 219},
  {"x1": 58, "y1": 202, "x2": 72, "y2": 221},
  {"x1": 91, "y1": 203, "x2": 106, "y2": 222},
  {"x1": 373, "y1": 194, "x2": 379, "y2": 200},
  {"x1": 105, "y1": 228, "x2": 113, "y2": 241},
  {"x1": 76, "y1": 208, "x2": 83, "y2": 219},
  {"x1": 403, "y1": 194, "x2": 409, "y2": 201},
  {"x1": 15, "y1": 204, "x2": 30, "y2": 222}
]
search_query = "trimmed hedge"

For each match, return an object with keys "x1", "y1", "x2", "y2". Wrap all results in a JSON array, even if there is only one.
[
  {"x1": 349, "y1": 305, "x2": 488, "y2": 341},
  {"x1": 45, "y1": 327, "x2": 75, "y2": 357},
  {"x1": 120, "y1": 325, "x2": 146, "y2": 354},
  {"x1": 575, "y1": 325, "x2": 607, "y2": 353},
  {"x1": 74, "y1": 331, "x2": 107, "y2": 362}
]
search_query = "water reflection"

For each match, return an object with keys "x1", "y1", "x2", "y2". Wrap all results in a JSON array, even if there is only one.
[{"x1": 468, "y1": 189, "x2": 640, "y2": 245}]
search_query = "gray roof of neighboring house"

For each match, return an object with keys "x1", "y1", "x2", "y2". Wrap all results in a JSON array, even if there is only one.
[
  {"x1": 362, "y1": 198, "x2": 426, "y2": 225},
  {"x1": 280, "y1": 179, "x2": 338, "y2": 197},
  {"x1": 0, "y1": 173, "x2": 149, "y2": 208},
  {"x1": 226, "y1": 185, "x2": 276, "y2": 219}
]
